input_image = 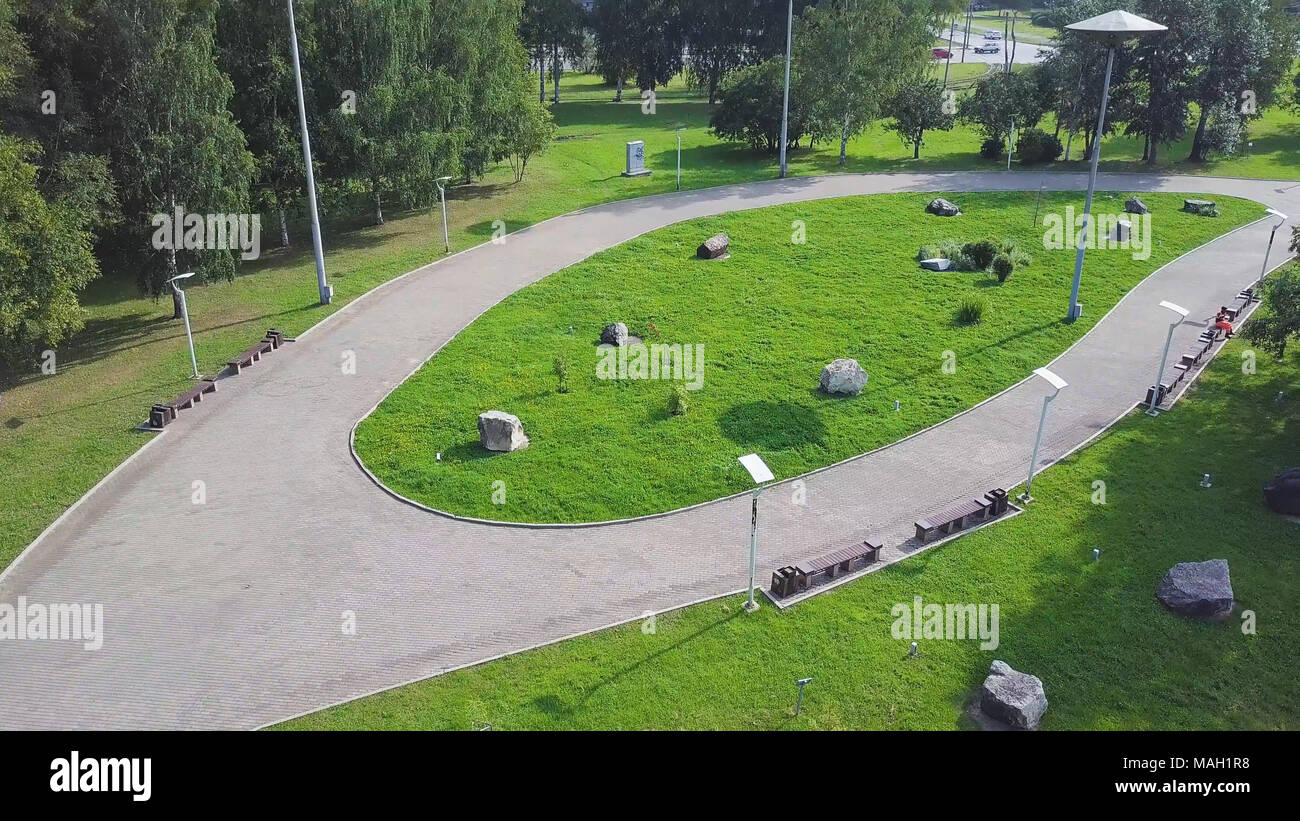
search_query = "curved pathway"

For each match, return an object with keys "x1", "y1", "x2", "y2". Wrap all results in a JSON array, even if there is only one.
[{"x1": 1, "y1": 172, "x2": 1295, "y2": 729}]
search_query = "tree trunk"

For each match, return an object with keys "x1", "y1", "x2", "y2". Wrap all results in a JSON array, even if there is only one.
[
  {"x1": 708, "y1": 73, "x2": 719, "y2": 105},
  {"x1": 171, "y1": 287, "x2": 184, "y2": 320},
  {"x1": 913, "y1": 129, "x2": 922, "y2": 159},
  {"x1": 373, "y1": 181, "x2": 384, "y2": 226},
  {"x1": 1141, "y1": 133, "x2": 1150, "y2": 163},
  {"x1": 279, "y1": 209, "x2": 289, "y2": 247},
  {"x1": 614, "y1": 76, "x2": 623, "y2": 102},
  {"x1": 1188, "y1": 105, "x2": 1210, "y2": 162},
  {"x1": 551, "y1": 44, "x2": 560, "y2": 103},
  {"x1": 839, "y1": 114, "x2": 850, "y2": 166},
  {"x1": 539, "y1": 56, "x2": 545, "y2": 104}
]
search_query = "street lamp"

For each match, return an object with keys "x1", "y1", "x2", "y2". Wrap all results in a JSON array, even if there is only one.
[
  {"x1": 1258, "y1": 208, "x2": 1289, "y2": 290},
  {"x1": 287, "y1": 0, "x2": 331, "y2": 306},
  {"x1": 737, "y1": 452, "x2": 775, "y2": 611},
  {"x1": 1062, "y1": 10, "x2": 1166, "y2": 322},
  {"x1": 1146, "y1": 300, "x2": 1189, "y2": 417},
  {"x1": 167, "y1": 272, "x2": 200, "y2": 380},
  {"x1": 435, "y1": 176, "x2": 452, "y2": 255},
  {"x1": 778, "y1": 0, "x2": 793, "y2": 179},
  {"x1": 1018, "y1": 367, "x2": 1068, "y2": 503}
]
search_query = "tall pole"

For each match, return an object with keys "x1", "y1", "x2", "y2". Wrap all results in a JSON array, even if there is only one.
[
  {"x1": 287, "y1": 0, "x2": 331, "y2": 306},
  {"x1": 1022, "y1": 393, "x2": 1055, "y2": 502},
  {"x1": 745, "y1": 489, "x2": 760, "y2": 611},
  {"x1": 437, "y1": 180, "x2": 450, "y2": 254},
  {"x1": 778, "y1": 0, "x2": 793, "y2": 179},
  {"x1": 676, "y1": 132, "x2": 682, "y2": 190},
  {"x1": 1258, "y1": 222, "x2": 1281, "y2": 289},
  {"x1": 1147, "y1": 321, "x2": 1178, "y2": 417},
  {"x1": 176, "y1": 287, "x2": 199, "y2": 379},
  {"x1": 943, "y1": 23, "x2": 955, "y2": 86},
  {"x1": 962, "y1": 6, "x2": 971, "y2": 62},
  {"x1": 1065, "y1": 45, "x2": 1115, "y2": 323}
]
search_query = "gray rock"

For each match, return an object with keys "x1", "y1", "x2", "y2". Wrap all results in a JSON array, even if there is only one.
[
  {"x1": 477, "y1": 410, "x2": 529, "y2": 452},
  {"x1": 926, "y1": 198, "x2": 961, "y2": 217},
  {"x1": 697, "y1": 233, "x2": 730, "y2": 259},
  {"x1": 819, "y1": 358, "x2": 868, "y2": 396},
  {"x1": 920, "y1": 257, "x2": 953, "y2": 272},
  {"x1": 980, "y1": 660, "x2": 1048, "y2": 730},
  {"x1": 1183, "y1": 199, "x2": 1217, "y2": 216},
  {"x1": 600, "y1": 322, "x2": 629, "y2": 347},
  {"x1": 1124, "y1": 195, "x2": 1149, "y2": 215},
  {"x1": 1157, "y1": 559, "x2": 1234, "y2": 620}
]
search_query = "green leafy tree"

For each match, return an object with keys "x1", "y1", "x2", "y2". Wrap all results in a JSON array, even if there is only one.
[
  {"x1": 521, "y1": 0, "x2": 587, "y2": 103},
  {"x1": 1186, "y1": 0, "x2": 1272, "y2": 162},
  {"x1": 1125, "y1": 0, "x2": 1211, "y2": 165},
  {"x1": 885, "y1": 75, "x2": 955, "y2": 159},
  {"x1": 683, "y1": 0, "x2": 751, "y2": 104},
  {"x1": 1243, "y1": 265, "x2": 1300, "y2": 360},
  {"x1": 504, "y1": 92, "x2": 556, "y2": 182},
  {"x1": 709, "y1": 57, "x2": 812, "y2": 152},
  {"x1": 959, "y1": 67, "x2": 1047, "y2": 148},
  {"x1": 590, "y1": 0, "x2": 638, "y2": 100},
  {"x1": 626, "y1": 0, "x2": 687, "y2": 92}
]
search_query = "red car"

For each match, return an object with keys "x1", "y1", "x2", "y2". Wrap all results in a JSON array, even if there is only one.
[{"x1": 932, "y1": 47, "x2": 951, "y2": 59}]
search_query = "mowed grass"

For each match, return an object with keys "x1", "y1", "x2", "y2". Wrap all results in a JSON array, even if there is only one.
[
  {"x1": 1, "y1": 69, "x2": 1296, "y2": 570},
  {"x1": 354, "y1": 191, "x2": 1261, "y2": 523},
  {"x1": 281, "y1": 333, "x2": 1300, "y2": 731}
]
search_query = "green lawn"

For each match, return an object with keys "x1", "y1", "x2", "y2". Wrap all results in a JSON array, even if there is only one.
[
  {"x1": 279, "y1": 331, "x2": 1300, "y2": 731},
  {"x1": 354, "y1": 191, "x2": 1261, "y2": 523},
  {"x1": 1, "y1": 69, "x2": 1296, "y2": 569}
]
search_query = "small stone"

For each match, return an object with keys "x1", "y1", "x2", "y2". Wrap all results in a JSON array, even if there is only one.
[
  {"x1": 979, "y1": 660, "x2": 1048, "y2": 730},
  {"x1": 600, "y1": 322, "x2": 629, "y2": 347},
  {"x1": 819, "y1": 358, "x2": 868, "y2": 396},
  {"x1": 1124, "y1": 195, "x2": 1149, "y2": 214},
  {"x1": 920, "y1": 257, "x2": 953, "y2": 272},
  {"x1": 1157, "y1": 559, "x2": 1234, "y2": 620},
  {"x1": 926, "y1": 198, "x2": 961, "y2": 217},
  {"x1": 697, "y1": 233, "x2": 730, "y2": 259},
  {"x1": 477, "y1": 411, "x2": 529, "y2": 452}
]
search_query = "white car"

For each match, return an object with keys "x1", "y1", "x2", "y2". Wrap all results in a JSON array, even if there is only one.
[
  {"x1": 984, "y1": 32, "x2": 1002, "y2": 40},
  {"x1": 974, "y1": 44, "x2": 1000, "y2": 54}
]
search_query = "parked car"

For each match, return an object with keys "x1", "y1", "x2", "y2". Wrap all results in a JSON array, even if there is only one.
[
  {"x1": 974, "y1": 44, "x2": 1000, "y2": 54},
  {"x1": 984, "y1": 31, "x2": 1002, "y2": 40},
  {"x1": 932, "y1": 47, "x2": 951, "y2": 58}
]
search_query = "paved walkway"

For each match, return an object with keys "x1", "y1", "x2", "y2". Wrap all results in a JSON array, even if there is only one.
[{"x1": 1, "y1": 172, "x2": 1295, "y2": 729}]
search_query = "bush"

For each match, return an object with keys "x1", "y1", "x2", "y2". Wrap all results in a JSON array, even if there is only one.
[
  {"x1": 1010, "y1": 248, "x2": 1032, "y2": 268},
  {"x1": 980, "y1": 137, "x2": 1004, "y2": 159},
  {"x1": 956, "y1": 296, "x2": 986, "y2": 325},
  {"x1": 992, "y1": 253, "x2": 1014, "y2": 282},
  {"x1": 962, "y1": 239, "x2": 999, "y2": 270},
  {"x1": 1016, "y1": 128, "x2": 1063, "y2": 164},
  {"x1": 553, "y1": 355, "x2": 570, "y2": 393},
  {"x1": 667, "y1": 384, "x2": 690, "y2": 416}
]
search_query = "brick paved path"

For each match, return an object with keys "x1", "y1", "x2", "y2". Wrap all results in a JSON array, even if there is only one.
[{"x1": 1, "y1": 172, "x2": 1295, "y2": 729}]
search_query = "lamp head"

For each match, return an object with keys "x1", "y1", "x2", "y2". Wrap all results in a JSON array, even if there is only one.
[
  {"x1": 1265, "y1": 208, "x2": 1288, "y2": 223},
  {"x1": 738, "y1": 453, "x2": 774, "y2": 485},
  {"x1": 1158, "y1": 300, "x2": 1190, "y2": 319},
  {"x1": 1065, "y1": 10, "x2": 1167, "y2": 46},
  {"x1": 1032, "y1": 367, "x2": 1068, "y2": 393}
]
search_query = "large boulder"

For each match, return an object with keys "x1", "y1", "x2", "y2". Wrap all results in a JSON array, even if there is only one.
[
  {"x1": 819, "y1": 358, "x2": 868, "y2": 396},
  {"x1": 477, "y1": 411, "x2": 529, "y2": 452},
  {"x1": 1263, "y1": 467, "x2": 1300, "y2": 515},
  {"x1": 920, "y1": 257, "x2": 953, "y2": 272},
  {"x1": 697, "y1": 233, "x2": 730, "y2": 259},
  {"x1": 599, "y1": 322, "x2": 629, "y2": 347},
  {"x1": 1157, "y1": 560, "x2": 1234, "y2": 620},
  {"x1": 1183, "y1": 198, "x2": 1217, "y2": 216},
  {"x1": 926, "y1": 198, "x2": 961, "y2": 217},
  {"x1": 979, "y1": 660, "x2": 1048, "y2": 730},
  {"x1": 1124, "y1": 195, "x2": 1149, "y2": 215}
]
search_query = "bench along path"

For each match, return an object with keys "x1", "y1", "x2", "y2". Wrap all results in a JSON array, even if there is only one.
[{"x1": 0, "y1": 173, "x2": 1295, "y2": 730}]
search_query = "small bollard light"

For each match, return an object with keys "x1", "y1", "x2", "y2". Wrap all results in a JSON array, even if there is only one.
[
  {"x1": 1200, "y1": 473, "x2": 1212, "y2": 488},
  {"x1": 894, "y1": 400, "x2": 900, "y2": 411},
  {"x1": 436, "y1": 452, "x2": 442, "y2": 462},
  {"x1": 1092, "y1": 548, "x2": 1100, "y2": 562},
  {"x1": 795, "y1": 677, "x2": 813, "y2": 716},
  {"x1": 1278, "y1": 391, "x2": 1286, "y2": 403},
  {"x1": 568, "y1": 325, "x2": 575, "y2": 335},
  {"x1": 909, "y1": 641, "x2": 918, "y2": 657}
]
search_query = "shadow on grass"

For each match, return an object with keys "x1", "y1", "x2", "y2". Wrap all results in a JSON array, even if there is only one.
[{"x1": 719, "y1": 400, "x2": 827, "y2": 451}]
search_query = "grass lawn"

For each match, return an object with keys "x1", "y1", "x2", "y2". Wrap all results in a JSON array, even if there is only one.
[
  {"x1": 279, "y1": 331, "x2": 1300, "y2": 731},
  {"x1": 1, "y1": 69, "x2": 1296, "y2": 568},
  {"x1": 354, "y1": 191, "x2": 1261, "y2": 523}
]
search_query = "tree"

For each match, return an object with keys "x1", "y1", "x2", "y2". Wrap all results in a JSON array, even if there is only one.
[
  {"x1": 504, "y1": 93, "x2": 556, "y2": 182},
  {"x1": 626, "y1": 0, "x2": 687, "y2": 92},
  {"x1": 521, "y1": 0, "x2": 587, "y2": 104},
  {"x1": 590, "y1": 0, "x2": 637, "y2": 100},
  {"x1": 796, "y1": 0, "x2": 937, "y2": 165},
  {"x1": 1187, "y1": 0, "x2": 1270, "y2": 162},
  {"x1": 1124, "y1": 0, "x2": 1211, "y2": 165},
  {"x1": 1243, "y1": 264, "x2": 1300, "y2": 361},
  {"x1": 885, "y1": 76, "x2": 955, "y2": 159},
  {"x1": 710, "y1": 57, "x2": 812, "y2": 152},
  {"x1": 959, "y1": 68, "x2": 1047, "y2": 148},
  {"x1": 682, "y1": 0, "x2": 751, "y2": 104}
]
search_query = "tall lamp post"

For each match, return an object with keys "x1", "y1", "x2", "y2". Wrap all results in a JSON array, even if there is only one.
[
  {"x1": 778, "y1": 0, "x2": 793, "y2": 179},
  {"x1": 738, "y1": 453, "x2": 775, "y2": 611},
  {"x1": 1018, "y1": 367, "x2": 1068, "y2": 504},
  {"x1": 1062, "y1": 10, "x2": 1166, "y2": 323},
  {"x1": 1258, "y1": 208, "x2": 1289, "y2": 289},
  {"x1": 435, "y1": 176, "x2": 452, "y2": 255},
  {"x1": 167, "y1": 272, "x2": 200, "y2": 380},
  {"x1": 287, "y1": 0, "x2": 331, "y2": 306},
  {"x1": 1147, "y1": 300, "x2": 1189, "y2": 417}
]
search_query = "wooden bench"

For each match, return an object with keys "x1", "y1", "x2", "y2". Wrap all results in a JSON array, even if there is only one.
[
  {"x1": 264, "y1": 328, "x2": 285, "y2": 349},
  {"x1": 227, "y1": 339, "x2": 274, "y2": 375},
  {"x1": 915, "y1": 489, "x2": 1009, "y2": 543},
  {"x1": 770, "y1": 537, "x2": 883, "y2": 598},
  {"x1": 149, "y1": 380, "x2": 217, "y2": 428}
]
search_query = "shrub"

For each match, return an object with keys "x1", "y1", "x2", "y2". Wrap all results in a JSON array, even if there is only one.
[
  {"x1": 1016, "y1": 128, "x2": 1063, "y2": 164},
  {"x1": 553, "y1": 355, "x2": 570, "y2": 394},
  {"x1": 667, "y1": 384, "x2": 690, "y2": 416},
  {"x1": 980, "y1": 137, "x2": 1004, "y2": 159},
  {"x1": 962, "y1": 239, "x2": 999, "y2": 270},
  {"x1": 992, "y1": 253, "x2": 1014, "y2": 282},
  {"x1": 1010, "y1": 248, "x2": 1032, "y2": 268},
  {"x1": 956, "y1": 296, "x2": 986, "y2": 325}
]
